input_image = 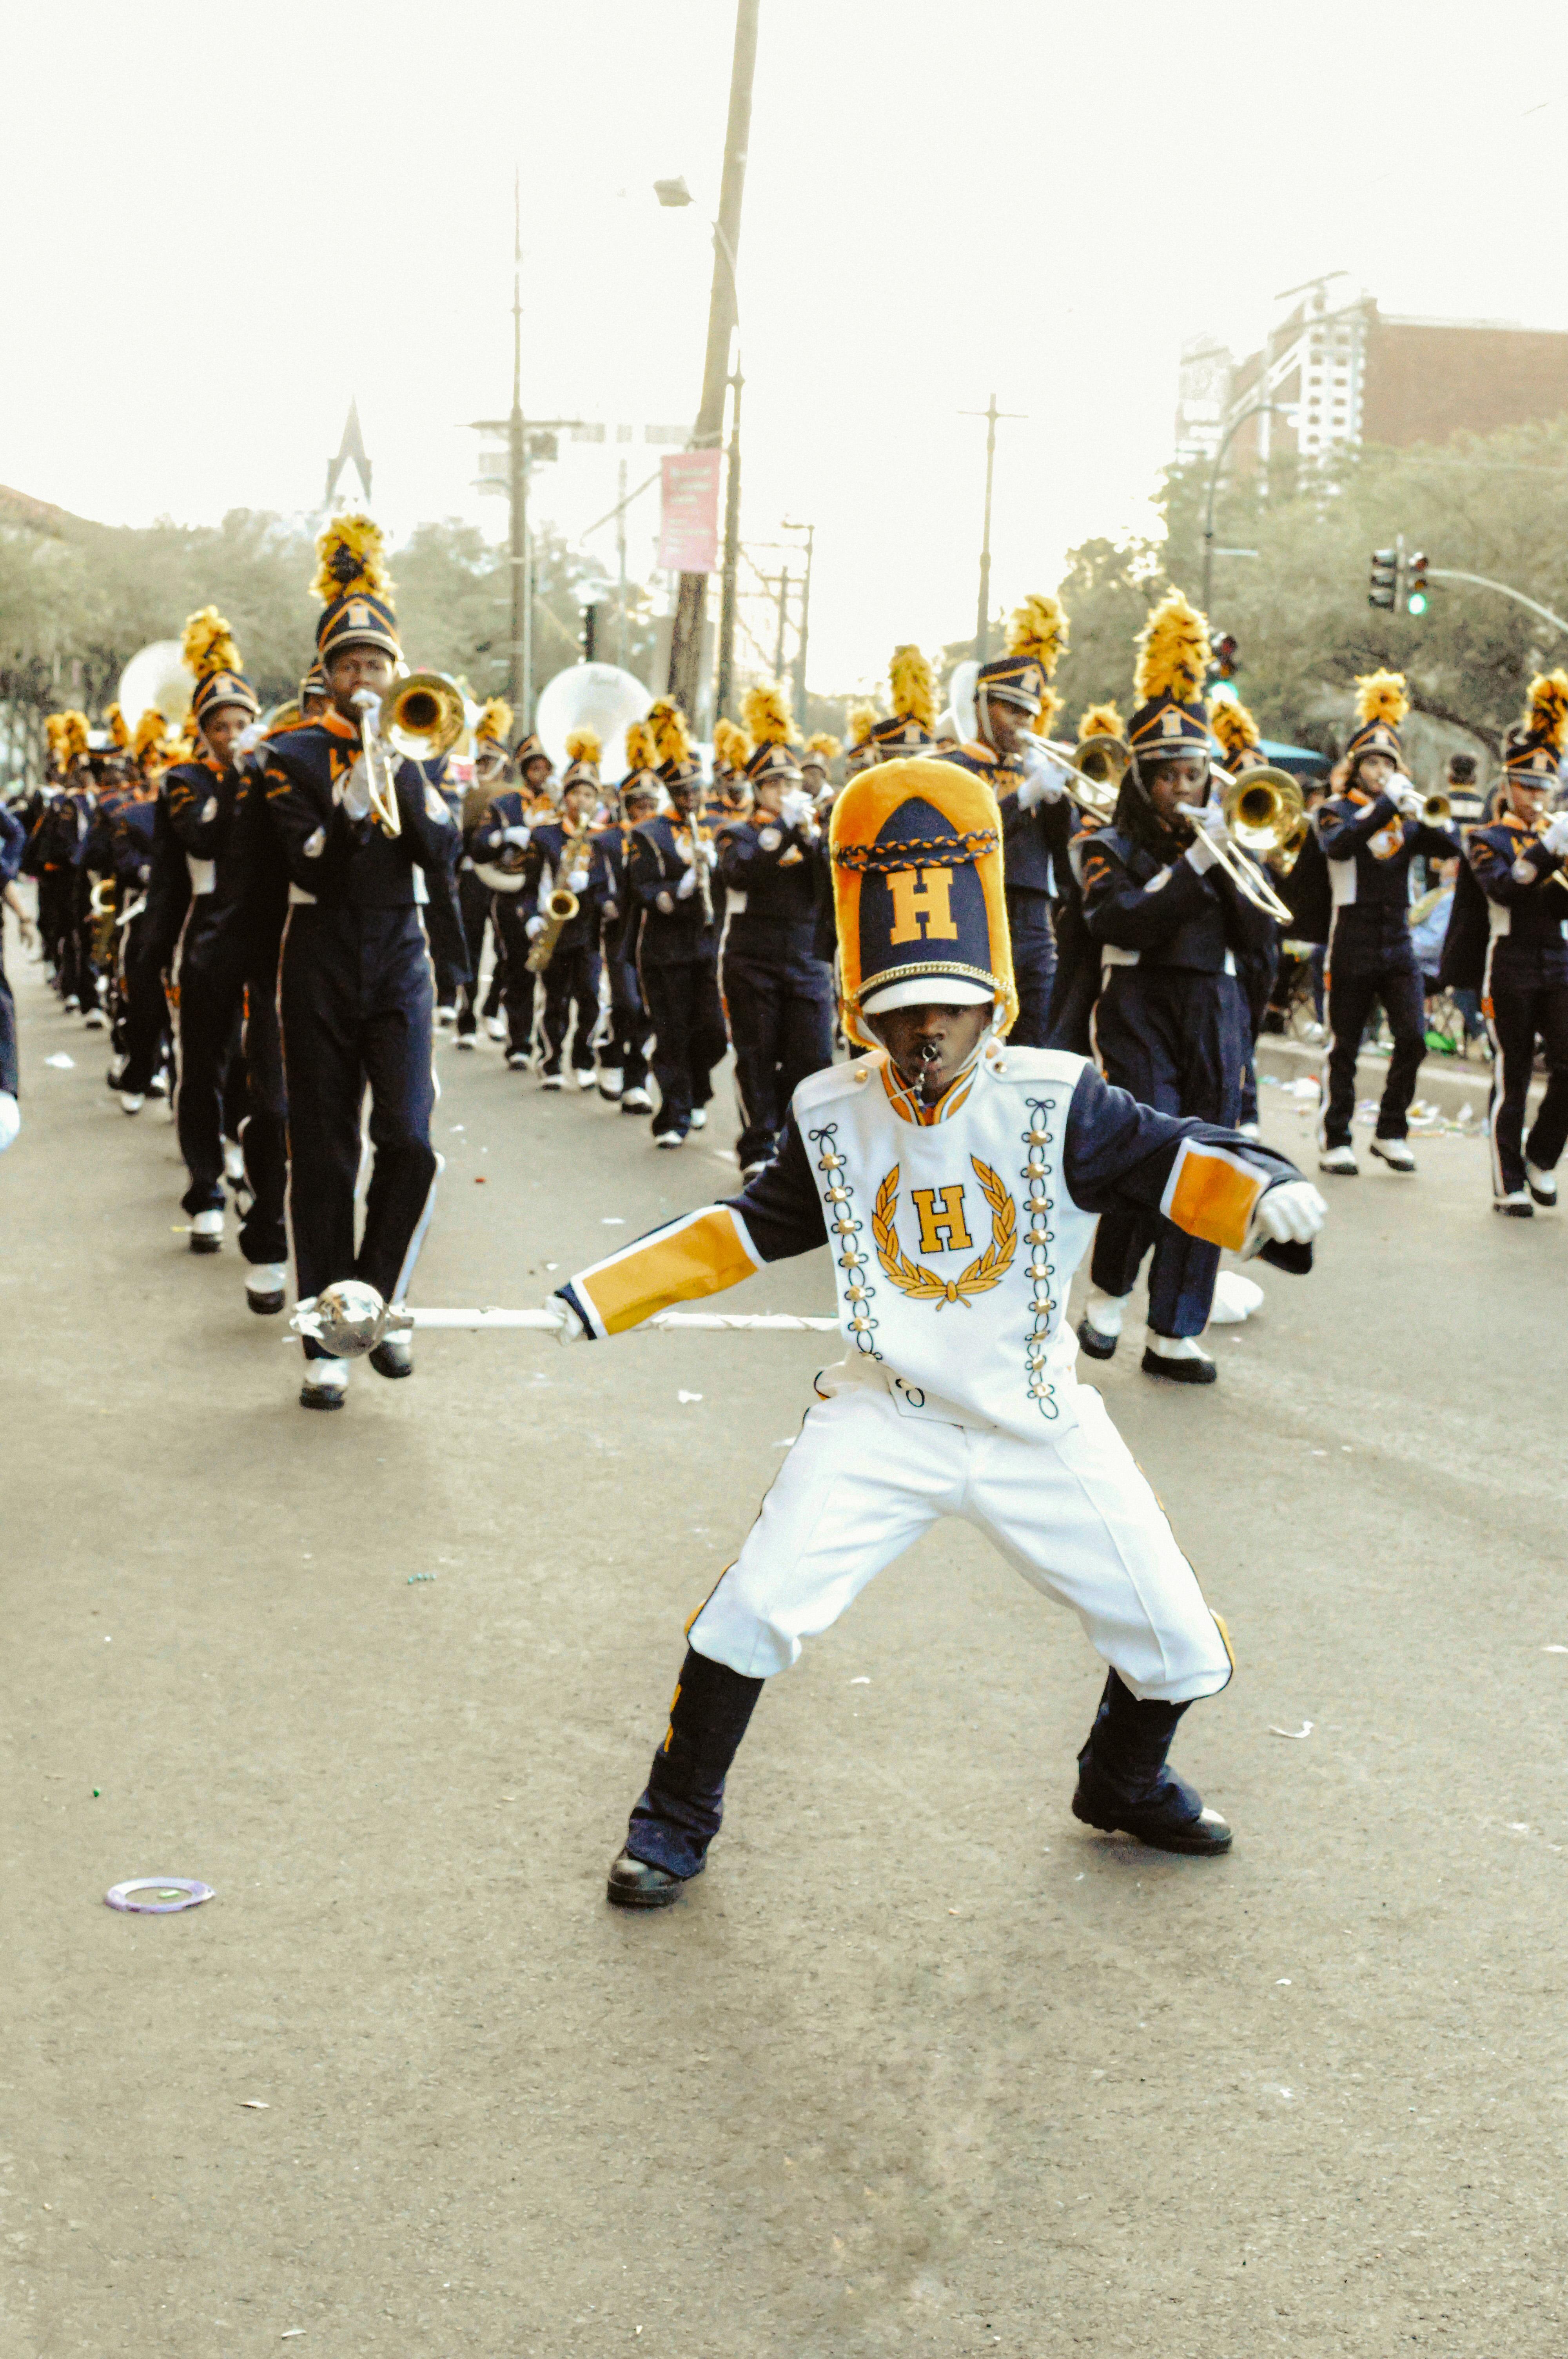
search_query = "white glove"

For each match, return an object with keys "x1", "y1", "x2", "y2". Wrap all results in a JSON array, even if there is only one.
[
  {"x1": 1542, "y1": 814, "x2": 1568, "y2": 857},
  {"x1": 544, "y1": 1295, "x2": 586, "y2": 1345},
  {"x1": 1015, "y1": 739, "x2": 1065, "y2": 811},
  {"x1": 566, "y1": 867, "x2": 591, "y2": 893},
  {"x1": 338, "y1": 755, "x2": 372, "y2": 822},
  {"x1": 1244, "y1": 1179, "x2": 1327, "y2": 1257},
  {"x1": 525, "y1": 914, "x2": 546, "y2": 940},
  {"x1": 501, "y1": 824, "x2": 530, "y2": 848},
  {"x1": 0, "y1": 1090, "x2": 17, "y2": 1154},
  {"x1": 1183, "y1": 802, "x2": 1227, "y2": 872},
  {"x1": 1388, "y1": 781, "x2": 1423, "y2": 820},
  {"x1": 198, "y1": 794, "x2": 219, "y2": 824},
  {"x1": 655, "y1": 890, "x2": 675, "y2": 915},
  {"x1": 676, "y1": 865, "x2": 697, "y2": 901},
  {"x1": 779, "y1": 788, "x2": 813, "y2": 830}
]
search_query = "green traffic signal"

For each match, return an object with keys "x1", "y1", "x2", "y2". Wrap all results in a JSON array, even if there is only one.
[{"x1": 1406, "y1": 590, "x2": 1428, "y2": 616}]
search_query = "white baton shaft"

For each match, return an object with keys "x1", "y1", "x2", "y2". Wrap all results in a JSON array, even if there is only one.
[{"x1": 405, "y1": 1308, "x2": 838, "y2": 1334}]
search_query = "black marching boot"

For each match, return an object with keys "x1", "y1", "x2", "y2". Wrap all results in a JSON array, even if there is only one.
[
  {"x1": 607, "y1": 1647, "x2": 765, "y2": 1909},
  {"x1": 1071, "y1": 1670, "x2": 1232, "y2": 1856}
]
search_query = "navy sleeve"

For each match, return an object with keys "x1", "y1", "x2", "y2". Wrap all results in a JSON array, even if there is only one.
[
  {"x1": 720, "y1": 1109, "x2": 829, "y2": 1260},
  {"x1": 1081, "y1": 838, "x2": 1214, "y2": 948},
  {"x1": 1318, "y1": 794, "x2": 1399, "y2": 859}
]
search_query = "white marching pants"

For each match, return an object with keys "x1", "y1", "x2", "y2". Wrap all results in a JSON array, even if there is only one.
[{"x1": 689, "y1": 1383, "x2": 1232, "y2": 1705}]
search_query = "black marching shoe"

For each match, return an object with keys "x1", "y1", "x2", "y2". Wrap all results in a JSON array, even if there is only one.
[
  {"x1": 1072, "y1": 1670, "x2": 1232, "y2": 1856},
  {"x1": 606, "y1": 1848, "x2": 688, "y2": 1910},
  {"x1": 368, "y1": 1334, "x2": 414, "y2": 1379},
  {"x1": 1076, "y1": 1315, "x2": 1118, "y2": 1363}
]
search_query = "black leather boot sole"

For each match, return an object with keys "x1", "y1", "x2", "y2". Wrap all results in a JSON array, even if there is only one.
[
  {"x1": 607, "y1": 1847, "x2": 688, "y2": 1909},
  {"x1": 1140, "y1": 1347, "x2": 1217, "y2": 1385},
  {"x1": 1072, "y1": 1779, "x2": 1232, "y2": 1854},
  {"x1": 368, "y1": 1340, "x2": 414, "y2": 1379},
  {"x1": 1076, "y1": 1316, "x2": 1117, "y2": 1361},
  {"x1": 246, "y1": 1288, "x2": 286, "y2": 1316}
]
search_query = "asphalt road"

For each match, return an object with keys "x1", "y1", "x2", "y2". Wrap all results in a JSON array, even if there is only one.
[{"x1": 4, "y1": 929, "x2": 1566, "y2": 2359}]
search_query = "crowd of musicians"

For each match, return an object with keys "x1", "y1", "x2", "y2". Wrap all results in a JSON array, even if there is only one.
[{"x1": 3, "y1": 514, "x2": 1566, "y2": 1409}]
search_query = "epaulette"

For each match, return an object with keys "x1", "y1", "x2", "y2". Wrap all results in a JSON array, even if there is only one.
[
  {"x1": 793, "y1": 1052, "x2": 885, "y2": 1116},
  {"x1": 989, "y1": 1044, "x2": 1088, "y2": 1089}
]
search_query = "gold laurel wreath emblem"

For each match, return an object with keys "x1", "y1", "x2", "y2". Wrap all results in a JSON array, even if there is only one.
[{"x1": 872, "y1": 1158, "x2": 1017, "y2": 1309}]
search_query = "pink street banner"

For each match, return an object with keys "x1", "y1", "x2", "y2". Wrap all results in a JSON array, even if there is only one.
[{"x1": 658, "y1": 450, "x2": 721, "y2": 573}]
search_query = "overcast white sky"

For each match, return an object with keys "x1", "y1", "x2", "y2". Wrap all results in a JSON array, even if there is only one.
[{"x1": 4, "y1": 0, "x2": 1565, "y2": 692}]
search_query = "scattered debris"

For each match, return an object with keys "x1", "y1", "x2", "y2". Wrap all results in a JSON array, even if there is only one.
[
  {"x1": 849, "y1": 1677, "x2": 870, "y2": 1686},
  {"x1": 104, "y1": 1878, "x2": 214, "y2": 1914},
  {"x1": 1269, "y1": 1721, "x2": 1314, "y2": 1739},
  {"x1": 601, "y1": 1216, "x2": 626, "y2": 1225},
  {"x1": 44, "y1": 1052, "x2": 75, "y2": 1069},
  {"x1": 677, "y1": 1390, "x2": 703, "y2": 1404},
  {"x1": 239, "y1": 2101, "x2": 269, "y2": 2110},
  {"x1": 407, "y1": 1572, "x2": 437, "y2": 1584}
]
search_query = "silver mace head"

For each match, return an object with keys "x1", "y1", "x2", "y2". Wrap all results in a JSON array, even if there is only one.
[{"x1": 289, "y1": 1280, "x2": 413, "y2": 1359}]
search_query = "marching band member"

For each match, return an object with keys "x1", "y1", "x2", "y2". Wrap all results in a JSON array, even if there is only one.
[
  {"x1": 868, "y1": 644, "x2": 938, "y2": 763},
  {"x1": 261, "y1": 515, "x2": 468, "y2": 1410},
  {"x1": 1044, "y1": 700, "x2": 1124, "y2": 1055},
  {"x1": 800, "y1": 732, "x2": 841, "y2": 810},
  {"x1": 1210, "y1": 696, "x2": 1279, "y2": 1141},
  {"x1": 1076, "y1": 592, "x2": 1278, "y2": 1384},
  {"x1": 452, "y1": 697, "x2": 512, "y2": 1049},
  {"x1": 467, "y1": 727, "x2": 545, "y2": 1070},
  {"x1": 523, "y1": 731, "x2": 604, "y2": 1090},
  {"x1": 1315, "y1": 672, "x2": 1461, "y2": 1178},
  {"x1": 843, "y1": 700, "x2": 880, "y2": 781},
  {"x1": 544, "y1": 754, "x2": 1325, "y2": 1908},
  {"x1": 116, "y1": 711, "x2": 181, "y2": 1111},
  {"x1": 626, "y1": 699, "x2": 726, "y2": 1148},
  {"x1": 710, "y1": 718, "x2": 752, "y2": 819},
  {"x1": 591, "y1": 722, "x2": 659, "y2": 1111},
  {"x1": 715, "y1": 682, "x2": 835, "y2": 1178},
  {"x1": 941, "y1": 597, "x2": 1076, "y2": 1048},
  {"x1": 0, "y1": 797, "x2": 25, "y2": 1150},
  {"x1": 1443, "y1": 671, "x2": 1568, "y2": 1214}
]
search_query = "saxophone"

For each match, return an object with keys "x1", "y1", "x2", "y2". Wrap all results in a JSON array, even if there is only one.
[{"x1": 525, "y1": 819, "x2": 591, "y2": 975}]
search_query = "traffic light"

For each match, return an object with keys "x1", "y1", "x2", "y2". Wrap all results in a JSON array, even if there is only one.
[
  {"x1": 1369, "y1": 548, "x2": 1400, "y2": 610},
  {"x1": 1406, "y1": 552, "x2": 1430, "y2": 616},
  {"x1": 1209, "y1": 631, "x2": 1239, "y2": 683}
]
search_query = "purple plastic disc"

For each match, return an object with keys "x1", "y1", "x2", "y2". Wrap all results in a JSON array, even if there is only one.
[{"x1": 104, "y1": 1878, "x2": 214, "y2": 1915}]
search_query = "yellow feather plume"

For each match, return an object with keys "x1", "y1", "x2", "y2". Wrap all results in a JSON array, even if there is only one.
[
  {"x1": 741, "y1": 680, "x2": 797, "y2": 748},
  {"x1": 181, "y1": 606, "x2": 242, "y2": 681},
  {"x1": 1523, "y1": 670, "x2": 1568, "y2": 751},
  {"x1": 806, "y1": 732, "x2": 842, "y2": 763},
  {"x1": 622, "y1": 719, "x2": 656, "y2": 774},
  {"x1": 564, "y1": 727, "x2": 601, "y2": 767},
  {"x1": 846, "y1": 700, "x2": 879, "y2": 749},
  {"x1": 106, "y1": 704, "x2": 129, "y2": 749},
  {"x1": 1077, "y1": 700, "x2": 1125, "y2": 743},
  {"x1": 1353, "y1": 669, "x2": 1409, "y2": 729},
  {"x1": 133, "y1": 709, "x2": 169, "y2": 761},
  {"x1": 888, "y1": 645, "x2": 936, "y2": 731},
  {"x1": 648, "y1": 697, "x2": 694, "y2": 769},
  {"x1": 1134, "y1": 591, "x2": 1210, "y2": 708},
  {"x1": 1005, "y1": 593, "x2": 1069, "y2": 680},
  {"x1": 60, "y1": 711, "x2": 90, "y2": 765},
  {"x1": 475, "y1": 697, "x2": 513, "y2": 746},
  {"x1": 311, "y1": 512, "x2": 394, "y2": 606},
  {"x1": 712, "y1": 718, "x2": 751, "y2": 772},
  {"x1": 1210, "y1": 698, "x2": 1261, "y2": 760}
]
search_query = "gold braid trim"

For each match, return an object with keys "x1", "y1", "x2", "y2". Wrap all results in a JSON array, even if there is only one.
[{"x1": 872, "y1": 1158, "x2": 1017, "y2": 1307}]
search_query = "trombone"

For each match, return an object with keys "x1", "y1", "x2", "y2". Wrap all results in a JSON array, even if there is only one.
[
  {"x1": 349, "y1": 672, "x2": 469, "y2": 838},
  {"x1": 1018, "y1": 732, "x2": 1128, "y2": 824},
  {"x1": 1194, "y1": 766, "x2": 1303, "y2": 922}
]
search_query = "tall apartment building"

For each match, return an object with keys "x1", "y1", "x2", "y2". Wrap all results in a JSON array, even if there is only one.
[{"x1": 1176, "y1": 278, "x2": 1568, "y2": 469}]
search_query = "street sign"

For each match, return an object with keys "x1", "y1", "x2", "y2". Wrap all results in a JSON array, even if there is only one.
[{"x1": 658, "y1": 451, "x2": 722, "y2": 574}]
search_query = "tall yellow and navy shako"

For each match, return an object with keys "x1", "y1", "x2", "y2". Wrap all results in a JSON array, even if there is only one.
[
  {"x1": 829, "y1": 756, "x2": 1017, "y2": 1045},
  {"x1": 132, "y1": 708, "x2": 171, "y2": 774},
  {"x1": 621, "y1": 718, "x2": 660, "y2": 804},
  {"x1": 183, "y1": 607, "x2": 260, "y2": 731},
  {"x1": 845, "y1": 699, "x2": 880, "y2": 776},
  {"x1": 106, "y1": 704, "x2": 130, "y2": 752},
  {"x1": 473, "y1": 697, "x2": 514, "y2": 773},
  {"x1": 561, "y1": 727, "x2": 601, "y2": 794},
  {"x1": 60, "y1": 709, "x2": 91, "y2": 774},
  {"x1": 978, "y1": 594, "x2": 1068, "y2": 731},
  {"x1": 1503, "y1": 670, "x2": 1568, "y2": 782},
  {"x1": 512, "y1": 729, "x2": 550, "y2": 775},
  {"x1": 1078, "y1": 699, "x2": 1125, "y2": 746},
  {"x1": 312, "y1": 513, "x2": 399, "y2": 662},
  {"x1": 649, "y1": 696, "x2": 701, "y2": 791},
  {"x1": 742, "y1": 680, "x2": 802, "y2": 787},
  {"x1": 1345, "y1": 669, "x2": 1408, "y2": 767},
  {"x1": 1127, "y1": 590, "x2": 1211, "y2": 771},
  {"x1": 1211, "y1": 694, "x2": 1264, "y2": 773},
  {"x1": 712, "y1": 717, "x2": 750, "y2": 781},
  {"x1": 802, "y1": 730, "x2": 841, "y2": 783},
  {"x1": 869, "y1": 646, "x2": 937, "y2": 760}
]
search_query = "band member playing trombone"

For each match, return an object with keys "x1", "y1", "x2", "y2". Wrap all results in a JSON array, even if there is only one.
[
  {"x1": 523, "y1": 732, "x2": 604, "y2": 1090},
  {"x1": 453, "y1": 699, "x2": 513, "y2": 1050},
  {"x1": 468, "y1": 729, "x2": 552, "y2": 1069},
  {"x1": 715, "y1": 683, "x2": 835, "y2": 1178},
  {"x1": 1210, "y1": 696, "x2": 1281, "y2": 1140},
  {"x1": 1442, "y1": 671, "x2": 1568, "y2": 1214},
  {"x1": 261, "y1": 515, "x2": 468, "y2": 1410},
  {"x1": 1315, "y1": 672, "x2": 1461, "y2": 1178},
  {"x1": 1076, "y1": 592, "x2": 1283, "y2": 1383},
  {"x1": 626, "y1": 700, "x2": 726, "y2": 1149}
]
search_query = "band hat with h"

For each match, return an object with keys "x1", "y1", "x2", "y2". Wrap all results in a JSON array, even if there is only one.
[
  {"x1": 1126, "y1": 590, "x2": 1212, "y2": 762},
  {"x1": 742, "y1": 680, "x2": 803, "y2": 785},
  {"x1": 512, "y1": 729, "x2": 551, "y2": 771},
  {"x1": 976, "y1": 594, "x2": 1069, "y2": 725},
  {"x1": 829, "y1": 756, "x2": 1017, "y2": 1045},
  {"x1": 648, "y1": 697, "x2": 702, "y2": 790},
  {"x1": 1503, "y1": 671, "x2": 1568, "y2": 780},
  {"x1": 313, "y1": 513, "x2": 400, "y2": 662},
  {"x1": 712, "y1": 718, "x2": 751, "y2": 779},
  {"x1": 802, "y1": 731, "x2": 840, "y2": 777},
  {"x1": 1210, "y1": 694, "x2": 1263, "y2": 770},
  {"x1": 1345, "y1": 670, "x2": 1408, "y2": 766},
  {"x1": 183, "y1": 607, "x2": 260, "y2": 727},
  {"x1": 474, "y1": 696, "x2": 513, "y2": 754},
  {"x1": 869, "y1": 645, "x2": 937, "y2": 760},
  {"x1": 620, "y1": 718, "x2": 659, "y2": 794}
]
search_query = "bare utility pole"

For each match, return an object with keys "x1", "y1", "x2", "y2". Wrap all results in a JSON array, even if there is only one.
[
  {"x1": 509, "y1": 175, "x2": 527, "y2": 717},
  {"x1": 961, "y1": 394, "x2": 1025, "y2": 660},
  {"x1": 667, "y1": 0, "x2": 760, "y2": 719},
  {"x1": 784, "y1": 518, "x2": 813, "y2": 725}
]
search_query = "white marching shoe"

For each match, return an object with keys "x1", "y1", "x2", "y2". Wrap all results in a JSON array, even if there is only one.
[
  {"x1": 120, "y1": 1092, "x2": 145, "y2": 1116},
  {"x1": 1318, "y1": 1145, "x2": 1359, "y2": 1176},
  {"x1": 621, "y1": 1086, "x2": 653, "y2": 1114},
  {"x1": 82, "y1": 1007, "x2": 106, "y2": 1030},
  {"x1": 506, "y1": 1050, "x2": 530, "y2": 1070},
  {"x1": 1369, "y1": 1137, "x2": 1416, "y2": 1173},
  {"x1": 436, "y1": 1003, "x2": 456, "y2": 1028},
  {"x1": 541, "y1": 1073, "x2": 566, "y2": 1091},
  {"x1": 485, "y1": 1014, "x2": 507, "y2": 1041},
  {"x1": 245, "y1": 1261, "x2": 288, "y2": 1315},
  {"x1": 223, "y1": 1140, "x2": 245, "y2": 1185},
  {"x1": 1494, "y1": 1190, "x2": 1533, "y2": 1218},
  {"x1": 454, "y1": 1032, "x2": 476, "y2": 1051},
  {"x1": 1142, "y1": 1331, "x2": 1218, "y2": 1386},
  {"x1": 1207, "y1": 1270, "x2": 1265, "y2": 1325},
  {"x1": 598, "y1": 1066, "x2": 624, "y2": 1101},
  {"x1": 1076, "y1": 1287, "x2": 1130, "y2": 1362},
  {"x1": 575, "y1": 1067, "x2": 597, "y2": 1090},
  {"x1": 1526, "y1": 1161, "x2": 1558, "y2": 1207},
  {"x1": 189, "y1": 1209, "x2": 225, "y2": 1255},
  {"x1": 688, "y1": 1106, "x2": 708, "y2": 1130},
  {"x1": 655, "y1": 1131, "x2": 685, "y2": 1150},
  {"x1": 299, "y1": 1356, "x2": 349, "y2": 1411}
]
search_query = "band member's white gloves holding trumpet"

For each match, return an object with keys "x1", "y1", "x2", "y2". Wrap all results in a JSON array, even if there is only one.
[
  {"x1": 1014, "y1": 734, "x2": 1067, "y2": 811},
  {"x1": 1543, "y1": 812, "x2": 1568, "y2": 858},
  {"x1": 1388, "y1": 780, "x2": 1426, "y2": 822}
]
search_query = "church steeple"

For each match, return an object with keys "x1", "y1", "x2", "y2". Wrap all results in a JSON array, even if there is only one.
[{"x1": 324, "y1": 398, "x2": 373, "y2": 507}]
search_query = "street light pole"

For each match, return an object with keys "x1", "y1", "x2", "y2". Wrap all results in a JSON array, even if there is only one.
[
  {"x1": 508, "y1": 172, "x2": 527, "y2": 718},
  {"x1": 784, "y1": 518, "x2": 814, "y2": 725},
  {"x1": 1201, "y1": 401, "x2": 1293, "y2": 617},
  {"x1": 715, "y1": 366, "x2": 743, "y2": 722}
]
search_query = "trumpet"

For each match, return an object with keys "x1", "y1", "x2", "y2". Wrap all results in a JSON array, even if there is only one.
[
  {"x1": 350, "y1": 690, "x2": 403, "y2": 837},
  {"x1": 1422, "y1": 791, "x2": 1452, "y2": 826}
]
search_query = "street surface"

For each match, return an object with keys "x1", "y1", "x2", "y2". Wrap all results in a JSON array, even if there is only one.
[{"x1": 4, "y1": 930, "x2": 1566, "y2": 2358}]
